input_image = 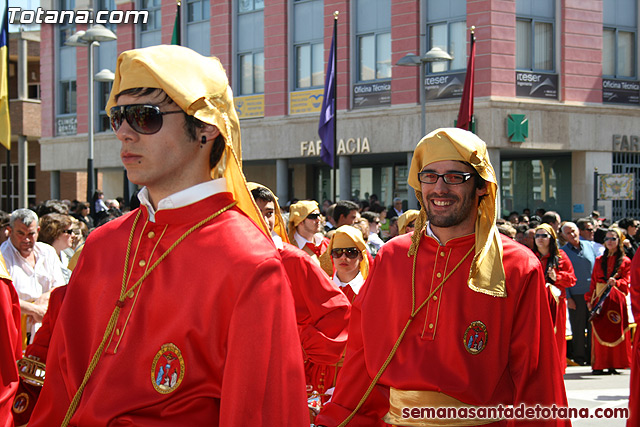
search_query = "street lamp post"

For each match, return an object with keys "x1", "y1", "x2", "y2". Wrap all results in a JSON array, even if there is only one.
[
  {"x1": 397, "y1": 47, "x2": 453, "y2": 209},
  {"x1": 65, "y1": 24, "x2": 117, "y2": 204}
]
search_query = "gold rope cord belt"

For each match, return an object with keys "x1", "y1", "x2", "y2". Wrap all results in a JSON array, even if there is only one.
[
  {"x1": 337, "y1": 242, "x2": 475, "y2": 427},
  {"x1": 61, "y1": 201, "x2": 236, "y2": 426}
]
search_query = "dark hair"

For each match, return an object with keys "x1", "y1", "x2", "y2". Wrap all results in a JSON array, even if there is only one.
[
  {"x1": 38, "y1": 213, "x2": 73, "y2": 245},
  {"x1": 541, "y1": 211, "x2": 559, "y2": 225},
  {"x1": 333, "y1": 200, "x2": 359, "y2": 223},
  {"x1": 250, "y1": 187, "x2": 276, "y2": 204},
  {"x1": 601, "y1": 229, "x2": 625, "y2": 280},
  {"x1": 533, "y1": 226, "x2": 560, "y2": 283},
  {"x1": 593, "y1": 227, "x2": 608, "y2": 245},
  {"x1": 369, "y1": 202, "x2": 386, "y2": 214},
  {"x1": 361, "y1": 211, "x2": 380, "y2": 224},
  {"x1": 34, "y1": 199, "x2": 69, "y2": 217},
  {"x1": 576, "y1": 217, "x2": 595, "y2": 231},
  {"x1": 618, "y1": 217, "x2": 636, "y2": 230}
]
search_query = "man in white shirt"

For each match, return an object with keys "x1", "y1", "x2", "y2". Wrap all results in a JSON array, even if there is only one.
[{"x1": 0, "y1": 208, "x2": 65, "y2": 341}]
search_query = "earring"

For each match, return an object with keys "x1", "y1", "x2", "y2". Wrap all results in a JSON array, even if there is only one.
[{"x1": 200, "y1": 135, "x2": 206, "y2": 148}]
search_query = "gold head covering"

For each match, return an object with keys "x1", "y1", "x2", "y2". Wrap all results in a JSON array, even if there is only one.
[
  {"x1": 247, "y1": 182, "x2": 289, "y2": 244},
  {"x1": 534, "y1": 223, "x2": 557, "y2": 241},
  {"x1": 407, "y1": 128, "x2": 506, "y2": 297},
  {"x1": 320, "y1": 225, "x2": 369, "y2": 280},
  {"x1": 105, "y1": 45, "x2": 268, "y2": 235},
  {"x1": 288, "y1": 200, "x2": 320, "y2": 244},
  {"x1": 398, "y1": 210, "x2": 420, "y2": 235}
]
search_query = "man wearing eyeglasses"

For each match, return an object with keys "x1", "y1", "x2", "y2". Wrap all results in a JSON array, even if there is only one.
[
  {"x1": 30, "y1": 46, "x2": 307, "y2": 426},
  {"x1": 289, "y1": 200, "x2": 330, "y2": 264},
  {"x1": 317, "y1": 128, "x2": 568, "y2": 427}
]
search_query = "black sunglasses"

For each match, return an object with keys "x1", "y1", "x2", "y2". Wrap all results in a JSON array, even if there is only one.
[
  {"x1": 63, "y1": 229, "x2": 74, "y2": 235},
  {"x1": 110, "y1": 104, "x2": 184, "y2": 135},
  {"x1": 331, "y1": 247, "x2": 360, "y2": 259},
  {"x1": 604, "y1": 237, "x2": 618, "y2": 242},
  {"x1": 418, "y1": 171, "x2": 475, "y2": 185},
  {"x1": 534, "y1": 233, "x2": 550, "y2": 239},
  {"x1": 306, "y1": 213, "x2": 321, "y2": 220}
]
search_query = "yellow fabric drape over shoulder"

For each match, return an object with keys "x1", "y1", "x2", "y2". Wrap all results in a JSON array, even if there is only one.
[
  {"x1": 408, "y1": 128, "x2": 506, "y2": 297},
  {"x1": 105, "y1": 45, "x2": 267, "y2": 235}
]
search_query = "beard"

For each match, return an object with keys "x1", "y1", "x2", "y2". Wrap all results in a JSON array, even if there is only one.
[{"x1": 424, "y1": 187, "x2": 478, "y2": 228}]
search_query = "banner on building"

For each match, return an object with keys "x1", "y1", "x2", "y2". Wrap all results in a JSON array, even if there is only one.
[{"x1": 598, "y1": 173, "x2": 635, "y2": 200}]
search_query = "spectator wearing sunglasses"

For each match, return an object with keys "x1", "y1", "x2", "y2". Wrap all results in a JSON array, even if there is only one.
[
  {"x1": 317, "y1": 128, "x2": 568, "y2": 427},
  {"x1": 532, "y1": 223, "x2": 576, "y2": 372},
  {"x1": 29, "y1": 45, "x2": 308, "y2": 426},
  {"x1": 360, "y1": 211, "x2": 384, "y2": 253},
  {"x1": 38, "y1": 213, "x2": 76, "y2": 284},
  {"x1": 288, "y1": 200, "x2": 330, "y2": 265},
  {"x1": 397, "y1": 209, "x2": 420, "y2": 235},
  {"x1": 249, "y1": 183, "x2": 350, "y2": 415}
]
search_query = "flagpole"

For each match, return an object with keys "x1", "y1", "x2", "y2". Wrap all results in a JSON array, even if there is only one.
[
  {"x1": 469, "y1": 26, "x2": 475, "y2": 131},
  {"x1": 331, "y1": 11, "x2": 338, "y2": 202},
  {"x1": 171, "y1": 1, "x2": 181, "y2": 46}
]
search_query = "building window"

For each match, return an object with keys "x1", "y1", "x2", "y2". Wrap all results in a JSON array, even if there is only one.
[
  {"x1": 239, "y1": 52, "x2": 264, "y2": 94},
  {"x1": 293, "y1": 0, "x2": 323, "y2": 89},
  {"x1": 515, "y1": 0, "x2": 555, "y2": 72},
  {"x1": 355, "y1": 0, "x2": 391, "y2": 82},
  {"x1": 239, "y1": 0, "x2": 264, "y2": 13},
  {"x1": 1, "y1": 164, "x2": 36, "y2": 212},
  {"x1": 140, "y1": 0, "x2": 161, "y2": 32},
  {"x1": 59, "y1": 0, "x2": 76, "y2": 46},
  {"x1": 602, "y1": 0, "x2": 637, "y2": 78},
  {"x1": 237, "y1": 1, "x2": 264, "y2": 95},
  {"x1": 185, "y1": 0, "x2": 211, "y2": 56},
  {"x1": 427, "y1": 20, "x2": 466, "y2": 72},
  {"x1": 59, "y1": 80, "x2": 77, "y2": 115}
]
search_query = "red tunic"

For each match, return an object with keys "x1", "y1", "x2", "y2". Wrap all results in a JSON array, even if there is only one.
[
  {"x1": 585, "y1": 254, "x2": 631, "y2": 370},
  {"x1": 628, "y1": 253, "x2": 640, "y2": 426},
  {"x1": 278, "y1": 243, "x2": 350, "y2": 396},
  {"x1": 537, "y1": 250, "x2": 576, "y2": 371},
  {"x1": 1, "y1": 275, "x2": 21, "y2": 427},
  {"x1": 317, "y1": 233, "x2": 568, "y2": 426},
  {"x1": 29, "y1": 192, "x2": 308, "y2": 426},
  {"x1": 12, "y1": 285, "x2": 68, "y2": 426}
]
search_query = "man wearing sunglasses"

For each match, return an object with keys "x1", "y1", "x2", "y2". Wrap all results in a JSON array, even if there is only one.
[
  {"x1": 317, "y1": 128, "x2": 568, "y2": 427},
  {"x1": 30, "y1": 46, "x2": 307, "y2": 426},
  {"x1": 288, "y1": 200, "x2": 330, "y2": 264}
]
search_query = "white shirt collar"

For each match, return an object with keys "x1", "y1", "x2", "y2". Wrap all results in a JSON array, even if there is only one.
[
  {"x1": 425, "y1": 222, "x2": 440, "y2": 244},
  {"x1": 272, "y1": 232, "x2": 284, "y2": 250},
  {"x1": 137, "y1": 178, "x2": 227, "y2": 222},
  {"x1": 332, "y1": 271, "x2": 365, "y2": 295},
  {"x1": 293, "y1": 231, "x2": 323, "y2": 249}
]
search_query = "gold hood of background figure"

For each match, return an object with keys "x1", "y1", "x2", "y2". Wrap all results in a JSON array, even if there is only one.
[
  {"x1": 320, "y1": 225, "x2": 369, "y2": 280},
  {"x1": 407, "y1": 127, "x2": 506, "y2": 298},
  {"x1": 288, "y1": 200, "x2": 320, "y2": 244},
  {"x1": 106, "y1": 45, "x2": 268, "y2": 235}
]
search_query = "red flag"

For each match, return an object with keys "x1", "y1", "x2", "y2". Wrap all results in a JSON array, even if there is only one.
[{"x1": 457, "y1": 29, "x2": 475, "y2": 131}]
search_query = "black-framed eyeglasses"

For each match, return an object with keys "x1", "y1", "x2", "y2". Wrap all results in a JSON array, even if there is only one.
[
  {"x1": 604, "y1": 237, "x2": 618, "y2": 242},
  {"x1": 109, "y1": 104, "x2": 184, "y2": 135},
  {"x1": 331, "y1": 247, "x2": 360, "y2": 259},
  {"x1": 63, "y1": 229, "x2": 74, "y2": 235},
  {"x1": 306, "y1": 213, "x2": 321, "y2": 220},
  {"x1": 417, "y1": 171, "x2": 475, "y2": 185},
  {"x1": 534, "y1": 233, "x2": 550, "y2": 239}
]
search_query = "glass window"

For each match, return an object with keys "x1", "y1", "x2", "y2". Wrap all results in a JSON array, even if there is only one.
[
  {"x1": 293, "y1": 0, "x2": 323, "y2": 90},
  {"x1": 295, "y1": 42, "x2": 323, "y2": 89},
  {"x1": 59, "y1": 0, "x2": 76, "y2": 46},
  {"x1": 187, "y1": 0, "x2": 209, "y2": 22},
  {"x1": 60, "y1": 80, "x2": 77, "y2": 115},
  {"x1": 141, "y1": 0, "x2": 161, "y2": 32},
  {"x1": 427, "y1": 21, "x2": 466, "y2": 73},
  {"x1": 236, "y1": 3, "x2": 264, "y2": 95},
  {"x1": 239, "y1": 0, "x2": 264, "y2": 13},
  {"x1": 239, "y1": 52, "x2": 264, "y2": 95},
  {"x1": 603, "y1": 28, "x2": 636, "y2": 78},
  {"x1": 516, "y1": 0, "x2": 555, "y2": 73},
  {"x1": 355, "y1": 0, "x2": 391, "y2": 82}
]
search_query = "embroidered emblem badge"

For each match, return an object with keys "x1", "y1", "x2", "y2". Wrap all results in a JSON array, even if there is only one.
[
  {"x1": 463, "y1": 321, "x2": 488, "y2": 355},
  {"x1": 12, "y1": 392, "x2": 29, "y2": 414},
  {"x1": 151, "y1": 343, "x2": 185, "y2": 394},
  {"x1": 607, "y1": 310, "x2": 622, "y2": 324}
]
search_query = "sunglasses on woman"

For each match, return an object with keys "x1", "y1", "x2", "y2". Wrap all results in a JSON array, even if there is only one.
[
  {"x1": 109, "y1": 104, "x2": 184, "y2": 135},
  {"x1": 331, "y1": 247, "x2": 360, "y2": 259}
]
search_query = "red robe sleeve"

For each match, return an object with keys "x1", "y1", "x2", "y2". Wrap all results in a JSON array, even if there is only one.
[
  {"x1": 629, "y1": 252, "x2": 640, "y2": 425},
  {"x1": 25, "y1": 286, "x2": 68, "y2": 363},
  {"x1": 280, "y1": 243, "x2": 351, "y2": 365},
  {"x1": 0, "y1": 276, "x2": 21, "y2": 427},
  {"x1": 555, "y1": 250, "x2": 576, "y2": 292}
]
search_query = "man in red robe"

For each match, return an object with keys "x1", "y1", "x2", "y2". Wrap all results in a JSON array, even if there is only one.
[
  {"x1": 250, "y1": 184, "x2": 350, "y2": 405},
  {"x1": 317, "y1": 128, "x2": 568, "y2": 426},
  {"x1": 0, "y1": 256, "x2": 21, "y2": 427},
  {"x1": 29, "y1": 45, "x2": 308, "y2": 426},
  {"x1": 628, "y1": 251, "x2": 640, "y2": 426}
]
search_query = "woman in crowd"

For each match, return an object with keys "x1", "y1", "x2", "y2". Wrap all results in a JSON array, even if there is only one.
[
  {"x1": 533, "y1": 223, "x2": 576, "y2": 372},
  {"x1": 586, "y1": 228, "x2": 632, "y2": 375},
  {"x1": 38, "y1": 213, "x2": 75, "y2": 284}
]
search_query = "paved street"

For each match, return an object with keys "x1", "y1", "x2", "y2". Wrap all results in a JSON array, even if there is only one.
[{"x1": 565, "y1": 365, "x2": 630, "y2": 426}]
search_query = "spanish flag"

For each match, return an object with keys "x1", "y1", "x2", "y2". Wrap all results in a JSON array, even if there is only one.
[{"x1": 0, "y1": 1, "x2": 10, "y2": 150}]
